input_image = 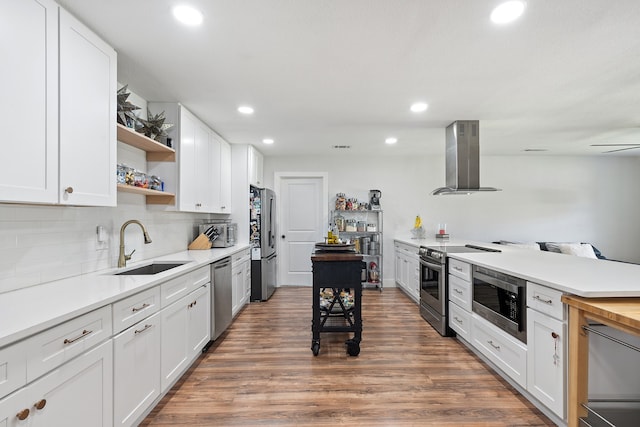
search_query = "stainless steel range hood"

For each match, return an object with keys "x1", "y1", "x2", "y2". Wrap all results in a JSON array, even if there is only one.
[{"x1": 431, "y1": 120, "x2": 501, "y2": 195}]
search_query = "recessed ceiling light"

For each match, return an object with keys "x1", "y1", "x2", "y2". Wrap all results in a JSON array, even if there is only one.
[
  {"x1": 263, "y1": 138, "x2": 274, "y2": 145},
  {"x1": 490, "y1": 1, "x2": 526, "y2": 24},
  {"x1": 172, "y1": 5, "x2": 203, "y2": 26},
  {"x1": 237, "y1": 106, "x2": 254, "y2": 115},
  {"x1": 410, "y1": 102, "x2": 428, "y2": 113},
  {"x1": 385, "y1": 137, "x2": 398, "y2": 145}
]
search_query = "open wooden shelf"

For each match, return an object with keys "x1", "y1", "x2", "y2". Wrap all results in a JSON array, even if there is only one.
[
  {"x1": 117, "y1": 123, "x2": 175, "y2": 162},
  {"x1": 117, "y1": 184, "x2": 175, "y2": 205}
]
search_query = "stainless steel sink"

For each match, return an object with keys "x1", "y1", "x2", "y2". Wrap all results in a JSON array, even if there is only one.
[{"x1": 114, "y1": 262, "x2": 187, "y2": 275}]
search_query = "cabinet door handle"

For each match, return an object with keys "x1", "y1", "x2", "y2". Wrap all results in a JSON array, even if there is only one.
[
  {"x1": 453, "y1": 288, "x2": 463, "y2": 294},
  {"x1": 533, "y1": 295, "x2": 553, "y2": 305},
  {"x1": 188, "y1": 300, "x2": 197, "y2": 308},
  {"x1": 34, "y1": 399, "x2": 47, "y2": 410},
  {"x1": 134, "y1": 324, "x2": 153, "y2": 334},
  {"x1": 16, "y1": 409, "x2": 30, "y2": 421},
  {"x1": 453, "y1": 266, "x2": 463, "y2": 271},
  {"x1": 63, "y1": 329, "x2": 93, "y2": 344},
  {"x1": 64, "y1": 186, "x2": 74, "y2": 194},
  {"x1": 454, "y1": 316, "x2": 463, "y2": 324},
  {"x1": 131, "y1": 303, "x2": 150, "y2": 312},
  {"x1": 487, "y1": 340, "x2": 501, "y2": 350}
]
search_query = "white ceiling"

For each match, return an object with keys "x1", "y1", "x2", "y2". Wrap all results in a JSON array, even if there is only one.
[{"x1": 57, "y1": 0, "x2": 640, "y2": 157}]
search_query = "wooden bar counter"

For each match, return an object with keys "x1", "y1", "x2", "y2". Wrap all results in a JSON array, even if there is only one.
[{"x1": 561, "y1": 294, "x2": 640, "y2": 427}]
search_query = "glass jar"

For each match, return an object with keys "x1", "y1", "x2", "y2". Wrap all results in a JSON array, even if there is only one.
[
  {"x1": 346, "y1": 198, "x2": 353, "y2": 211},
  {"x1": 335, "y1": 193, "x2": 346, "y2": 211},
  {"x1": 149, "y1": 175, "x2": 163, "y2": 191},
  {"x1": 334, "y1": 213, "x2": 345, "y2": 232},
  {"x1": 346, "y1": 218, "x2": 357, "y2": 232},
  {"x1": 116, "y1": 164, "x2": 127, "y2": 184}
]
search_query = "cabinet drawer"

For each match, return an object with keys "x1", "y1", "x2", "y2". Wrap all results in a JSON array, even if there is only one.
[
  {"x1": 232, "y1": 249, "x2": 251, "y2": 265},
  {"x1": 527, "y1": 282, "x2": 565, "y2": 321},
  {"x1": 449, "y1": 302, "x2": 471, "y2": 341},
  {"x1": 0, "y1": 343, "x2": 26, "y2": 399},
  {"x1": 471, "y1": 313, "x2": 527, "y2": 388},
  {"x1": 160, "y1": 266, "x2": 210, "y2": 307},
  {"x1": 448, "y1": 274, "x2": 472, "y2": 311},
  {"x1": 112, "y1": 286, "x2": 161, "y2": 334},
  {"x1": 395, "y1": 242, "x2": 418, "y2": 259},
  {"x1": 449, "y1": 259, "x2": 471, "y2": 281},
  {"x1": 25, "y1": 305, "x2": 112, "y2": 382}
]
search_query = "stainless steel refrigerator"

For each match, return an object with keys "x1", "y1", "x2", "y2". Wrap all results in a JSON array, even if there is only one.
[{"x1": 250, "y1": 186, "x2": 277, "y2": 301}]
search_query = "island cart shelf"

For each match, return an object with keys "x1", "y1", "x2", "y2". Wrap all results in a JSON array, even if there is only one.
[
  {"x1": 562, "y1": 295, "x2": 640, "y2": 427},
  {"x1": 311, "y1": 252, "x2": 363, "y2": 356}
]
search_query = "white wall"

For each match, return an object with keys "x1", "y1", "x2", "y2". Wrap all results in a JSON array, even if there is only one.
[{"x1": 263, "y1": 154, "x2": 640, "y2": 281}]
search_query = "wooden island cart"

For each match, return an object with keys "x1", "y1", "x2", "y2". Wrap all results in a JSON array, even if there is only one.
[{"x1": 311, "y1": 251, "x2": 363, "y2": 356}]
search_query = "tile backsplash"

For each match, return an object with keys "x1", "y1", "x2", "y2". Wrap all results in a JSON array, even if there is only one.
[{"x1": 0, "y1": 193, "x2": 216, "y2": 294}]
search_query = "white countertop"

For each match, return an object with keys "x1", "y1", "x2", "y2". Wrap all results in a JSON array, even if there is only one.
[
  {"x1": 395, "y1": 236, "x2": 640, "y2": 298},
  {"x1": 449, "y1": 248, "x2": 640, "y2": 298},
  {"x1": 0, "y1": 245, "x2": 249, "y2": 348}
]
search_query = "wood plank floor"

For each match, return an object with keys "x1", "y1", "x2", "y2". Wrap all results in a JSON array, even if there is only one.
[{"x1": 141, "y1": 286, "x2": 555, "y2": 426}]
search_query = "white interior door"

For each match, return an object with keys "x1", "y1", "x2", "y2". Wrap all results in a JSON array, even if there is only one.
[{"x1": 277, "y1": 174, "x2": 327, "y2": 286}]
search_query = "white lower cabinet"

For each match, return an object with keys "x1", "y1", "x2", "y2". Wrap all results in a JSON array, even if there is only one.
[
  {"x1": 0, "y1": 339, "x2": 113, "y2": 427},
  {"x1": 161, "y1": 284, "x2": 210, "y2": 391},
  {"x1": 394, "y1": 242, "x2": 419, "y2": 302},
  {"x1": 472, "y1": 313, "x2": 527, "y2": 388},
  {"x1": 113, "y1": 311, "x2": 161, "y2": 427},
  {"x1": 232, "y1": 250, "x2": 251, "y2": 317},
  {"x1": 526, "y1": 281, "x2": 567, "y2": 419},
  {"x1": 526, "y1": 309, "x2": 566, "y2": 418}
]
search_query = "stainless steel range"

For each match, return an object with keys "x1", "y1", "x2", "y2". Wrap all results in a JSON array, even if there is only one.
[{"x1": 419, "y1": 244, "x2": 500, "y2": 336}]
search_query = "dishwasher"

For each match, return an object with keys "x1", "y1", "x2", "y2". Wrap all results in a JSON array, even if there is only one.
[{"x1": 211, "y1": 257, "x2": 232, "y2": 341}]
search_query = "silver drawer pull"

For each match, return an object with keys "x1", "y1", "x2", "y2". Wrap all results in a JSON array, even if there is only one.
[
  {"x1": 487, "y1": 340, "x2": 501, "y2": 350},
  {"x1": 454, "y1": 316, "x2": 463, "y2": 324},
  {"x1": 134, "y1": 324, "x2": 153, "y2": 334},
  {"x1": 63, "y1": 329, "x2": 93, "y2": 344},
  {"x1": 132, "y1": 303, "x2": 150, "y2": 312},
  {"x1": 453, "y1": 266, "x2": 463, "y2": 271},
  {"x1": 533, "y1": 295, "x2": 553, "y2": 305},
  {"x1": 453, "y1": 288, "x2": 463, "y2": 294}
]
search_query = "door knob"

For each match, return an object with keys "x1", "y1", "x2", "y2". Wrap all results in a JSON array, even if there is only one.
[{"x1": 281, "y1": 235, "x2": 286, "y2": 239}]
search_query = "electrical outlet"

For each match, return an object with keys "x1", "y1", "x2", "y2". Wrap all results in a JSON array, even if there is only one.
[{"x1": 96, "y1": 226, "x2": 109, "y2": 251}]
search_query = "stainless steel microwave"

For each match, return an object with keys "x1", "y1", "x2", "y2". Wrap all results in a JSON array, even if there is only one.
[{"x1": 199, "y1": 223, "x2": 237, "y2": 248}]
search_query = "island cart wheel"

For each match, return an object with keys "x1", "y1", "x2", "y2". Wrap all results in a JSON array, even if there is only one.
[
  {"x1": 311, "y1": 340, "x2": 320, "y2": 356},
  {"x1": 346, "y1": 339, "x2": 360, "y2": 356}
]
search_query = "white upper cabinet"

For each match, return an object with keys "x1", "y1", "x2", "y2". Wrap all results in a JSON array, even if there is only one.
[
  {"x1": 58, "y1": 8, "x2": 117, "y2": 206},
  {"x1": 147, "y1": 102, "x2": 232, "y2": 214},
  {"x1": 213, "y1": 132, "x2": 232, "y2": 213},
  {"x1": 0, "y1": 0, "x2": 59, "y2": 204},
  {"x1": 248, "y1": 145, "x2": 264, "y2": 187},
  {"x1": 0, "y1": 1, "x2": 116, "y2": 206}
]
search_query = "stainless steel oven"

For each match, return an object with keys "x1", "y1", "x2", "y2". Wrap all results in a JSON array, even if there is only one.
[
  {"x1": 472, "y1": 265, "x2": 527, "y2": 343},
  {"x1": 419, "y1": 251, "x2": 449, "y2": 336},
  {"x1": 419, "y1": 244, "x2": 501, "y2": 337}
]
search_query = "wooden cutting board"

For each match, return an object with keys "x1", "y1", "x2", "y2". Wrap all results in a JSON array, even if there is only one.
[{"x1": 188, "y1": 233, "x2": 212, "y2": 250}]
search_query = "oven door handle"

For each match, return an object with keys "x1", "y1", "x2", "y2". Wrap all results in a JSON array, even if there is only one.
[{"x1": 420, "y1": 259, "x2": 444, "y2": 272}]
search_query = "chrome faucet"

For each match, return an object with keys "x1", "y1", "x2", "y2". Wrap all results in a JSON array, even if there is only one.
[{"x1": 118, "y1": 220, "x2": 152, "y2": 268}]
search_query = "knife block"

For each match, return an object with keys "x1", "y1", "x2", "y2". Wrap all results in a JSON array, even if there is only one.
[{"x1": 188, "y1": 233, "x2": 212, "y2": 250}]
